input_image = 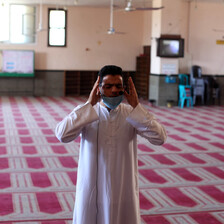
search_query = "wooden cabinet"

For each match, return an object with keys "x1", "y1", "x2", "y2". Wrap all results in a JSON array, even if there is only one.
[
  {"x1": 64, "y1": 71, "x2": 80, "y2": 96},
  {"x1": 64, "y1": 70, "x2": 98, "y2": 96},
  {"x1": 135, "y1": 46, "x2": 150, "y2": 99},
  {"x1": 64, "y1": 70, "x2": 135, "y2": 96}
]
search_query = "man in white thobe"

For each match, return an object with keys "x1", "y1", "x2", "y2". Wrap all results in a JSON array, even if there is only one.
[{"x1": 55, "y1": 65, "x2": 167, "y2": 224}]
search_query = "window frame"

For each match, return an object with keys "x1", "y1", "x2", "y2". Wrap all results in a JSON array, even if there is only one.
[
  {"x1": 0, "y1": 4, "x2": 36, "y2": 44},
  {"x1": 48, "y1": 8, "x2": 67, "y2": 47}
]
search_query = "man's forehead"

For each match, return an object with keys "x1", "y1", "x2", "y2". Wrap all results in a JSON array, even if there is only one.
[
  {"x1": 103, "y1": 74, "x2": 122, "y2": 79},
  {"x1": 102, "y1": 74, "x2": 123, "y2": 83}
]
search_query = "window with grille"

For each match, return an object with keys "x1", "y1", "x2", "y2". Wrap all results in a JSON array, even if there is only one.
[{"x1": 48, "y1": 8, "x2": 67, "y2": 47}]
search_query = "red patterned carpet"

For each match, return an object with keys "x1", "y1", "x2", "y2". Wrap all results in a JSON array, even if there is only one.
[{"x1": 0, "y1": 96, "x2": 224, "y2": 224}]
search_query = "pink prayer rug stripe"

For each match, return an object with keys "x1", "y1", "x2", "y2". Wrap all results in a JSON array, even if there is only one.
[
  {"x1": 190, "y1": 212, "x2": 223, "y2": 224},
  {"x1": 179, "y1": 153, "x2": 206, "y2": 164},
  {"x1": 160, "y1": 187, "x2": 197, "y2": 207},
  {"x1": 22, "y1": 146, "x2": 37, "y2": 154},
  {"x1": 0, "y1": 158, "x2": 9, "y2": 169},
  {"x1": 0, "y1": 146, "x2": 7, "y2": 155},
  {"x1": 190, "y1": 134, "x2": 210, "y2": 141},
  {"x1": 168, "y1": 134, "x2": 187, "y2": 141},
  {"x1": 186, "y1": 142, "x2": 208, "y2": 151},
  {"x1": 199, "y1": 185, "x2": 224, "y2": 203},
  {"x1": 139, "y1": 169, "x2": 167, "y2": 184},
  {"x1": 31, "y1": 172, "x2": 52, "y2": 188},
  {"x1": 26, "y1": 157, "x2": 44, "y2": 169},
  {"x1": 208, "y1": 153, "x2": 224, "y2": 162},
  {"x1": 0, "y1": 173, "x2": 11, "y2": 189},
  {"x1": 0, "y1": 193, "x2": 13, "y2": 215},
  {"x1": 210, "y1": 142, "x2": 224, "y2": 150},
  {"x1": 36, "y1": 192, "x2": 62, "y2": 214},
  {"x1": 138, "y1": 144, "x2": 154, "y2": 152},
  {"x1": 162, "y1": 143, "x2": 182, "y2": 151},
  {"x1": 203, "y1": 166, "x2": 224, "y2": 179},
  {"x1": 150, "y1": 154, "x2": 176, "y2": 165},
  {"x1": 171, "y1": 168, "x2": 202, "y2": 182},
  {"x1": 142, "y1": 215, "x2": 170, "y2": 224},
  {"x1": 139, "y1": 192, "x2": 155, "y2": 210}
]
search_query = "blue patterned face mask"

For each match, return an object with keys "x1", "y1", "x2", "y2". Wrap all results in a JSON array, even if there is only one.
[{"x1": 102, "y1": 94, "x2": 124, "y2": 110}]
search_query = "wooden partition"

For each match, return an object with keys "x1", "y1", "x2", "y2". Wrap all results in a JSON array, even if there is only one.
[
  {"x1": 64, "y1": 70, "x2": 135, "y2": 96},
  {"x1": 135, "y1": 46, "x2": 151, "y2": 99},
  {"x1": 64, "y1": 70, "x2": 98, "y2": 96}
]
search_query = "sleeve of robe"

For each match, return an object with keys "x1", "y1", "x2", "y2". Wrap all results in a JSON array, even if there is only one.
[
  {"x1": 55, "y1": 102, "x2": 98, "y2": 143},
  {"x1": 126, "y1": 103, "x2": 167, "y2": 145}
]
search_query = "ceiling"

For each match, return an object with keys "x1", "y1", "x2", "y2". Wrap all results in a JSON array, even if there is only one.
[
  {"x1": 3, "y1": 0, "x2": 151, "y2": 7},
  {"x1": 2, "y1": 0, "x2": 224, "y2": 7}
]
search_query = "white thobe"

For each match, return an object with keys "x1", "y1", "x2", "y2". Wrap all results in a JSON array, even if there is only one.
[{"x1": 55, "y1": 102, "x2": 166, "y2": 224}]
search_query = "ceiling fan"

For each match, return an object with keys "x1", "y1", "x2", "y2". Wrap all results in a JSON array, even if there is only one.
[
  {"x1": 107, "y1": 0, "x2": 125, "y2": 34},
  {"x1": 124, "y1": 0, "x2": 164, "y2": 12}
]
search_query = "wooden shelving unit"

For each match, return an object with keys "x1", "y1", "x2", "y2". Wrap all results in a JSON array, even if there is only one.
[
  {"x1": 64, "y1": 70, "x2": 135, "y2": 96},
  {"x1": 135, "y1": 46, "x2": 151, "y2": 99},
  {"x1": 64, "y1": 70, "x2": 98, "y2": 96},
  {"x1": 64, "y1": 71, "x2": 80, "y2": 96}
]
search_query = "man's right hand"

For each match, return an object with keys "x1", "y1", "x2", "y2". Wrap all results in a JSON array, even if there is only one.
[{"x1": 87, "y1": 76, "x2": 101, "y2": 106}]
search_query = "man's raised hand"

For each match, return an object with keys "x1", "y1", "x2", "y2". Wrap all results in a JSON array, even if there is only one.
[
  {"x1": 124, "y1": 77, "x2": 139, "y2": 108},
  {"x1": 87, "y1": 76, "x2": 101, "y2": 106}
]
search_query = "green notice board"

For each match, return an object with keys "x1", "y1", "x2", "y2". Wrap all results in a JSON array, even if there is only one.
[{"x1": 0, "y1": 50, "x2": 35, "y2": 77}]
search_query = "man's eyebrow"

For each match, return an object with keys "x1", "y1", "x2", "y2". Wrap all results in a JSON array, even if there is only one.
[
  {"x1": 103, "y1": 83, "x2": 122, "y2": 86},
  {"x1": 103, "y1": 82, "x2": 122, "y2": 84}
]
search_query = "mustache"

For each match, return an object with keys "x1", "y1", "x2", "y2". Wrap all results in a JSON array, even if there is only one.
[{"x1": 100, "y1": 91, "x2": 124, "y2": 96}]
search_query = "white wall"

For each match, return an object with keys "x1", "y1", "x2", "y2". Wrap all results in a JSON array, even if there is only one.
[
  {"x1": 150, "y1": 0, "x2": 189, "y2": 74},
  {"x1": 189, "y1": 2, "x2": 224, "y2": 75},
  {"x1": 142, "y1": 11, "x2": 152, "y2": 46},
  {"x1": 0, "y1": 5, "x2": 146, "y2": 71},
  {"x1": 161, "y1": 0, "x2": 190, "y2": 74},
  {"x1": 150, "y1": 0, "x2": 224, "y2": 76},
  {"x1": 1, "y1": 2, "x2": 224, "y2": 75},
  {"x1": 150, "y1": 0, "x2": 162, "y2": 74}
]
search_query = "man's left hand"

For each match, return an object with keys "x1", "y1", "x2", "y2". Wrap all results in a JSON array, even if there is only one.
[{"x1": 124, "y1": 77, "x2": 139, "y2": 108}]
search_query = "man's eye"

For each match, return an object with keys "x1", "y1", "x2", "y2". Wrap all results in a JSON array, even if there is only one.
[
  {"x1": 103, "y1": 84, "x2": 123, "y2": 89},
  {"x1": 104, "y1": 85, "x2": 112, "y2": 89}
]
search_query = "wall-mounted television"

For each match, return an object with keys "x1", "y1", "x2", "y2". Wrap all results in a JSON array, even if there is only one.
[{"x1": 157, "y1": 38, "x2": 184, "y2": 58}]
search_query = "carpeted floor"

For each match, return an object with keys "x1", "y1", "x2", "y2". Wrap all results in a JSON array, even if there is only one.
[{"x1": 0, "y1": 96, "x2": 224, "y2": 224}]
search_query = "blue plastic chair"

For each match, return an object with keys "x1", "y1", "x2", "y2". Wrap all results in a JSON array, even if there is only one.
[
  {"x1": 179, "y1": 74, "x2": 190, "y2": 85},
  {"x1": 178, "y1": 74, "x2": 193, "y2": 108}
]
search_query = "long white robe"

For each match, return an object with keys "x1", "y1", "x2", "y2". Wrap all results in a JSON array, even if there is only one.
[{"x1": 55, "y1": 102, "x2": 166, "y2": 224}]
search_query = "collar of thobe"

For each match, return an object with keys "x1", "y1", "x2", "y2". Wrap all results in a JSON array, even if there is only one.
[{"x1": 99, "y1": 102, "x2": 120, "y2": 113}]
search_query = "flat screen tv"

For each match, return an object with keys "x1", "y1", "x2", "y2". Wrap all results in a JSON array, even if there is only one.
[{"x1": 157, "y1": 38, "x2": 184, "y2": 58}]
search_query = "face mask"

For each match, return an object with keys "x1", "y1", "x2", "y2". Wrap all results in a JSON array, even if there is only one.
[{"x1": 102, "y1": 94, "x2": 124, "y2": 110}]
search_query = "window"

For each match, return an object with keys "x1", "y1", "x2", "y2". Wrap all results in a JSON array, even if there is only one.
[
  {"x1": 0, "y1": 4, "x2": 36, "y2": 44},
  {"x1": 10, "y1": 5, "x2": 36, "y2": 44},
  {"x1": 0, "y1": 3, "x2": 9, "y2": 42},
  {"x1": 48, "y1": 8, "x2": 67, "y2": 47}
]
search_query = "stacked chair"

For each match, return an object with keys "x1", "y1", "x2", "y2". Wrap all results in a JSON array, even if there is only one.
[{"x1": 190, "y1": 65, "x2": 205, "y2": 105}]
